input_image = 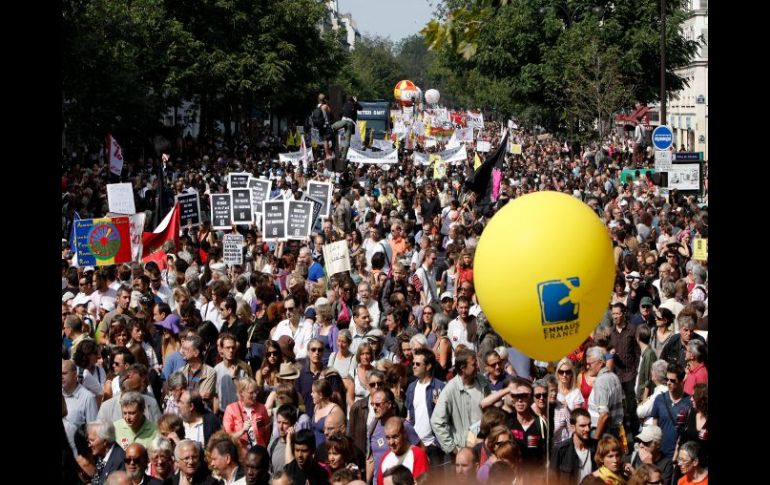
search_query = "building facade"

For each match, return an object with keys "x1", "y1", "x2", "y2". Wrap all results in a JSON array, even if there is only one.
[
  {"x1": 651, "y1": 0, "x2": 708, "y2": 159},
  {"x1": 319, "y1": 1, "x2": 360, "y2": 51}
]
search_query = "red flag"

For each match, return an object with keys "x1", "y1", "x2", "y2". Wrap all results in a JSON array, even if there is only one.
[{"x1": 142, "y1": 203, "x2": 181, "y2": 270}]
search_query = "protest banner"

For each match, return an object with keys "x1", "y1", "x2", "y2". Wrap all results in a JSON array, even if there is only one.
[
  {"x1": 175, "y1": 192, "x2": 201, "y2": 227},
  {"x1": 322, "y1": 240, "x2": 352, "y2": 276},
  {"x1": 75, "y1": 216, "x2": 132, "y2": 266},
  {"x1": 262, "y1": 200, "x2": 286, "y2": 241},
  {"x1": 306, "y1": 181, "x2": 332, "y2": 218},
  {"x1": 286, "y1": 200, "x2": 313, "y2": 240},
  {"x1": 230, "y1": 188, "x2": 253, "y2": 224},
  {"x1": 210, "y1": 193, "x2": 232, "y2": 230},
  {"x1": 106, "y1": 183, "x2": 136, "y2": 214}
]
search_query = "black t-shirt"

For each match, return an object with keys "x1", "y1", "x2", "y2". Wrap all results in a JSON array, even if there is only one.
[
  {"x1": 420, "y1": 197, "x2": 440, "y2": 221},
  {"x1": 284, "y1": 459, "x2": 330, "y2": 485}
]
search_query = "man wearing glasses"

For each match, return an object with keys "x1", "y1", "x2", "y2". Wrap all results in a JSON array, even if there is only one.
[
  {"x1": 170, "y1": 439, "x2": 219, "y2": 485},
  {"x1": 123, "y1": 443, "x2": 163, "y2": 485},
  {"x1": 483, "y1": 350, "x2": 512, "y2": 392},
  {"x1": 406, "y1": 349, "x2": 446, "y2": 471},
  {"x1": 585, "y1": 346, "x2": 624, "y2": 442},
  {"x1": 507, "y1": 377, "x2": 547, "y2": 465},
  {"x1": 367, "y1": 389, "x2": 421, "y2": 485},
  {"x1": 296, "y1": 339, "x2": 324, "y2": 419},
  {"x1": 349, "y1": 370, "x2": 385, "y2": 453},
  {"x1": 650, "y1": 363, "x2": 692, "y2": 459},
  {"x1": 270, "y1": 296, "x2": 313, "y2": 361}
]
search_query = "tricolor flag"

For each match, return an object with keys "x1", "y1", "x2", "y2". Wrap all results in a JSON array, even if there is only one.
[
  {"x1": 142, "y1": 203, "x2": 181, "y2": 270},
  {"x1": 107, "y1": 134, "x2": 124, "y2": 177}
]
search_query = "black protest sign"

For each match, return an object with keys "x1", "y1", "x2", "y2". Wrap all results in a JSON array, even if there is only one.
[
  {"x1": 175, "y1": 192, "x2": 201, "y2": 227},
  {"x1": 248, "y1": 177, "x2": 271, "y2": 215},
  {"x1": 303, "y1": 195, "x2": 325, "y2": 234},
  {"x1": 228, "y1": 172, "x2": 251, "y2": 189},
  {"x1": 262, "y1": 200, "x2": 286, "y2": 241},
  {"x1": 230, "y1": 188, "x2": 253, "y2": 224},
  {"x1": 306, "y1": 181, "x2": 332, "y2": 218},
  {"x1": 286, "y1": 200, "x2": 313, "y2": 240},
  {"x1": 210, "y1": 193, "x2": 232, "y2": 230}
]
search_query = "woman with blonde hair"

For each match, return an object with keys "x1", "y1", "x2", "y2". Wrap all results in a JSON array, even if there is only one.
[
  {"x1": 555, "y1": 357, "x2": 585, "y2": 411},
  {"x1": 222, "y1": 377, "x2": 271, "y2": 451},
  {"x1": 345, "y1": 342, "x2": 375, "y2": 407},
  {"x1": 313, "y1": 297, "x2": 338, "y2": 367}
]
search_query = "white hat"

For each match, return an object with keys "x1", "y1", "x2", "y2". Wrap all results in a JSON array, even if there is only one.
[
  {"x1": 100, "y1": 297, "x2": 116, "y2": 312},
  {"x1": 72, "y1": 294, "x2": 91, "y2": 308},
  {"x1": 261, "y1": 264, "x2": 274, "y2": 274},
  {"x1": 440, "y1": 291, "x2": 454, "y2": 301},
  {"x1": 210, "y1": 262, "x2": 227, "y2": 273}
]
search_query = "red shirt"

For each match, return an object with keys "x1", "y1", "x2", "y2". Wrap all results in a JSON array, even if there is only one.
[
  {"x1": 683, "y1": 362, "x2": 708, "y2": 396},
  {"x1": 223, "y1": 400, "x2": 271, "y2": 449}
]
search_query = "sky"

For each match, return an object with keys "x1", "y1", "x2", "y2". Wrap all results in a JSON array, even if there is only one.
[{"x1": 337, "y1": 0, "x2": 436, "y2": 42}]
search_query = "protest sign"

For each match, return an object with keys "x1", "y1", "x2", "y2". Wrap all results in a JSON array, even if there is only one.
[
  {"x1": 306, "y1": 181, "x2": 332, "y2": 218},
  {"x1": 230, "y1": 188, "x2": 253, "y2": 224},
  {"x1": 286, "y1": 200, "x2": 313, "y2": 240},
  {"x1": 107, "y1": 183, "x2": 136, "y2": 214},
  {"x1": 262, "y1": 200, "x2": 286, "y2": 241},
  {"x1": 210, "y1": 193, "x2": 232, "y2": 230},
  {"x1": 175, "y1": 192, "x2": 201, "y2": 227},
  {"x1": 322, "y1": 240, "x2": 352, "y2": 276},
  {"x1": 223, "y1": 233, "x2": 244, "y2": 266},
  {"x1": 75, "y1": 216, "x2": 132, "y2": 266}
]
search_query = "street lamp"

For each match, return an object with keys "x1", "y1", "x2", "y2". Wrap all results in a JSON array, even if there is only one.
[{"x1": 660, "y1": 0, "x2": 667, "y2": 126}]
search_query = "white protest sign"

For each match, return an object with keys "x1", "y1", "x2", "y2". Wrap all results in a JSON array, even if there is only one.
[
  {"x1": 107, "y1": 183, "x2": 136, "y2": 215},
  {"x1": 322, "y1": 240, "x2": 351, "y2": 276},
  {"x1": 654, "y1": 150, "x2": 672, "y2": 171},
  {"x1": 455, "y1": 127, "x2": 474, "y2": 142},
  {"x1": 467, "y1": 111, "x2": 484, "y2": 129},
  {"x1": 476, "y1": 140, "x2": 491, "y2": 153},
  {"x1": 223, "y1": 234, "x2": 244, "y2": 266}
]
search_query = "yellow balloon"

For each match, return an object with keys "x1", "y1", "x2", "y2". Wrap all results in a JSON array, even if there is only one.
[{"x1": 475, "y1": 191, "x2": 614, "y2": 362}]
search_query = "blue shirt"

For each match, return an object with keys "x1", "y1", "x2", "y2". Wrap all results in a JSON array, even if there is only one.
[
  {"x1": 161, "y1": 351, "x2": 186, "y2": 380},
  {"x1": 307, "y1": 261, "x2": 326, "y2": 283},
  {"x1": 651, "y1": 392, "x2": 691, "y2": 458}
]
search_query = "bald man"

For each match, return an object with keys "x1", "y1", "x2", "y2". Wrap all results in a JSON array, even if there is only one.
[
  {"x1": 104, "y1": 471, "x2": 131, "y2": 485},
  {"x1": 315, "y1": 409, "x2": 366, "y2": 472},
  {"x1": 123, "y1": 443, "x2": 162, "y2": 485},
  {"x1": 454, "y1": 447, "x2": 479, "y2": 479},
  {"x1": 376, "y1": 417, "x2": 429, "y2": 485}
]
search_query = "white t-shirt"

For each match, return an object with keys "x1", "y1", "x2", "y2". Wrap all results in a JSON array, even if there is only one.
[
  {"x1": 412, "y1": 381, "x2": 435, "y2": 446},
  {"x1": 576, "y1": 446, "x2": 592, "y2": 482},
  {"x1": 184, "y1": 420, "x2": 205, "y2": 446},
  {"x1": 447, "y1": 317, "x2": 475, "y2": 351}
]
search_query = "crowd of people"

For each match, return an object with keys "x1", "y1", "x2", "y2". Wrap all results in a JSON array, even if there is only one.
[{"x1": 61, "y1": 99, "x2": 709, "y2": 485}]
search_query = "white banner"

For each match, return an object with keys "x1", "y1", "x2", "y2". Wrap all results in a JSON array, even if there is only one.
[
  {"x1": 371, "y1": 139, "x2": 394, "y2": 151},
  {"x1": 347, "y1": 147, "x2": 398, "y2": 164},
  {"x1": 278, "y1": 151, "x2": 306, "y2": 164},
  {"x1": 414, "y1": 145, "x2": 467, "y2": 166},
  {"x1": 108, "y1": 135, "x2": 124, "y2": 176},
  {"x1": 455, "y1": 127, "x2": 474, "y2": 142},
  {"x1": 476, "y1": 141, "x2": 491, "y2": 153},
  {"x1": 323, "y1": 240, "x2": 351, "y2": 276},
  {"x1": 107, "y1": 183, "x2": 136, "y2": 214},
  {"x1": 223, "y1": 234, "x2": 244, "y2": 266},
  {"x1": 654, "y1": 150, "x2": 672, "y2": 171},
  {"x1": 107, "y1": 212, "x2": 145, "y2": 262}
]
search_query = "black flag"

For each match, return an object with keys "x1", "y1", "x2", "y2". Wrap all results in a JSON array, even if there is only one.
[{"x1": 465, "y1": 131, "x2": 508, "y2": 203}]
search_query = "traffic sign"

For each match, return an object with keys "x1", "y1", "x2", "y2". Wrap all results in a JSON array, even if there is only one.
[{"x1": 652, "y1": 125, "x2": 674, "y2": 151}]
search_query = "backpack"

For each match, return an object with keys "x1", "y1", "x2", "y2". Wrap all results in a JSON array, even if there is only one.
[{"x1": 311, "y1": 106, "x2": 327, "y2": 129}]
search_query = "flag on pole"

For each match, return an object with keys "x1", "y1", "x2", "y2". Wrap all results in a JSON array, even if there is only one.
[
  {"x1": 142, "y1": 203, "x2": 181, "y2": 270},
  {"x1": 287, "y1": 130, "x2": 296, "y2": 147},
  {"x1": 300, "y1": 130, "x2": 313, "y2": 163},
  {"x1": 474, "y1": 152, "x2": 482, "y2": 170},
  {"x1": 465, "y1": 131, "x2": 509, "y2": 204},
  {"x1": 107, "y1": 134, "x2": 124, "y2": 177}
]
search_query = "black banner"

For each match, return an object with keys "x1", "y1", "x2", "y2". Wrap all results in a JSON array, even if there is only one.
[
  {"x1": 230, "y1": 188, "x2": 253, "y2": 224},
  {"x1": 262, "y1": 200, "x2": 286, "y2": 241},
  {"x1": 286, "y1": 200, "x2": 312, "y2": 240},
  {"x1": 175, "y1": 192, "x2": 201, "y2": 227}
]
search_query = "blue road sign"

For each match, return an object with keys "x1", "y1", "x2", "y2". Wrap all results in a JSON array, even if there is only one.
[{"x1": 652, "y1": 125, "x2": 673, "y2": 151}]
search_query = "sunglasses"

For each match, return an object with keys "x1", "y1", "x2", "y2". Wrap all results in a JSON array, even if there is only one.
[
  {"x1": 267, "y1": 351, "x2": 279, "y2": 357},
  {"x1": 309, "y1": 347, "x2": 323, "y2": 353},
  {"x1": 371, "y1": 400, "x2": 389, "y2": 407},
  {"x1": 557, "y1": 369, "x2": 572, "y2": 375},
  {"x1": 124, "y1": 457, "x2": 143, "y2": 465},
  {"x1": 412, "y1": 362, "x2": 423, "y2": 367},
  {"x1": 511, "y1": 393, "x2": 532, "y2": 401},
  {"x1": 666, "y1": 378, "x2": 680, "y2": 384},
  {"x1": 369, "y1": 381, "x2": 384, "y2": 388},
  {"x1": 284, "y1": 307, "x2": 296, "y2": 312},
  {"x1": 534, "y1": 393, "x2": 547, "y2": 399},
  {"x1": 647, "y1": 481, "x2": 662, "y2": 485}
]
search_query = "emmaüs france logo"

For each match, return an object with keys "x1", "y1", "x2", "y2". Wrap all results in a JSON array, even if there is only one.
[{"x1": 537, "y1": 277, "x2": 581, "y2": 339}]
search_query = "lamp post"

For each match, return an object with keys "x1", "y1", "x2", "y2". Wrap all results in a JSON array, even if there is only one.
[{"x1": 661, "y1": 0, "x2": 667, "y2": 126}]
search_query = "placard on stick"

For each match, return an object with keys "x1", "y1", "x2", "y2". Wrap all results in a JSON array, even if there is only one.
[
  {"x1": 210, "y1": 193, "x2": 232, "y2": 230},
  {"x1": 230, "y1": 188, "x2": 253, "y2": 225},
  {"x1": 262, "y1": 200, "x2": 286, "y2": 241},
  {"x1": 175, "y1": 192, "x2": 201, "y2": 227},
  {"x1": 286, "y1": 200, "x2": 313, "y2": 240},
  {"x1": 223, "y1": 233, "x2": 244, "y2": 266},
  {"x1": 306, "y1": 181, "x2": 332, "y2": 219}
]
